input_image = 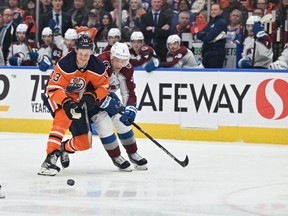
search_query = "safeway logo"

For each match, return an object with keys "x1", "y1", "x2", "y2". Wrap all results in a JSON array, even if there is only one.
[{"x1": 256, "y1": 78, "x2": 288, "y2": 120}]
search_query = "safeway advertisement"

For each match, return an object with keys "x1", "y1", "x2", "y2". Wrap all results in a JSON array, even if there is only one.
[{"x1": 0, "y1": 67, "x2": 288, "y2": 129}]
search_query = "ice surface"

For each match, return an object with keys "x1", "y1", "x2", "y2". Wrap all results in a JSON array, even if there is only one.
[{"x1": 0, "y1": 132, "x2": 288, "y2": 216}]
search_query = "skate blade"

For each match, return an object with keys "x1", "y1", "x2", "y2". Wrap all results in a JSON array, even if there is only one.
[
  {"x1": 133, "y1": 164, "x2": 148, "y2": 171},
  {"x1": 118, "y1": 166, "x2": 132, "y2": 172},
  {"x1": 37, "y1": 167, "x2": 59, "y2": 176}
]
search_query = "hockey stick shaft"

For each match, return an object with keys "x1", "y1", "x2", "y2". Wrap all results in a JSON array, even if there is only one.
[
  {"x1": 82, "y1": 102, "x2": 92, "y2": 148},
  {"x1": 129, "y1": 121, "x2": 189, "y2": 167}
]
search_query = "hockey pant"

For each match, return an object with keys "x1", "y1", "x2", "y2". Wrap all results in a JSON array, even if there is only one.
[
  {"x1": 46, "y1": 108, "x2": 91, "y2": 154},
  {"x1": 91, "y1": 111, "x2": 138, "y2": 158}
]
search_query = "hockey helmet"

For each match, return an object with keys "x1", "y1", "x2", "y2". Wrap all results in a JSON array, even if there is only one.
[
  {"x1": 111, "y1": 42, "x2": 130, "y2": 60},
  {"x1": 246, "y1": 16, "x2": 260, "y2": 25},
  {"x1": 130, "y1": 31, "x2": 144, "y2": 41},
  {"x1": 167, "y1": 34, "x2": 181, "y2": 45},
  {"x1": 65, "y1": 28, "x2": 78, "y2": 40},
  {"x1": 42, "y1": 27, "x2": 53, "y2": 36},
  {"x1": 108, "y1": 28, "x2": 121, "y2": 39},
  {"x1": 16, "y1": 23, "x2": 28, "y2": 33},
  {"x1": 75, "y1": 34, "x2": 93, "y2": 50}
]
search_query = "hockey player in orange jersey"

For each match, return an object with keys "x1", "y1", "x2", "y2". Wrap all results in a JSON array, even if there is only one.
[{"x1": 38, "y1": 34, "x2": 110, "y2": 176}]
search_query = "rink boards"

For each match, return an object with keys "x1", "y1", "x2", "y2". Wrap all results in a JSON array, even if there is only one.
[{"x1": 0, "y1": 67, "x2": 288, "y2": 144}]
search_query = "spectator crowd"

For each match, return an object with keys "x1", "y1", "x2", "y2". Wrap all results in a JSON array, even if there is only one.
[{"x1": 0, "y1": 0, "x2": 287, "y2": 70}]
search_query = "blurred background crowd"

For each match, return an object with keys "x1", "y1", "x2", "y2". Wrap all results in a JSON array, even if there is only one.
[{"x1": 0, "y1": 0, "x2": 286, "y2": 70}]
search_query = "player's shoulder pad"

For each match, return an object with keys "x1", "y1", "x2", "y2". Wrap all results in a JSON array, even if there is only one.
[
  {"x1": 141, "y1": 46, "x2": 149, "y2": 51},
  {"x1": 57, "y1": 50, "x2": 78, "y2": 73},
  {"x1": 40, "y1": 43, "x2": 49, "y2": 49},
  {"x1": 257, "y1": 35, "x2": 272, "y2": 49},
  {"x1": 86, "y1": 55, "x2": 106, "y2": 75},
  {"x1": 120, "y1": 62, "x2": 134, "y2": 77}
]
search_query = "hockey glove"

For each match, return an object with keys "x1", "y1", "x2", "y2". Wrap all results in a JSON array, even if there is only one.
[
  {"x1": 269, "y1": 60, "x2": 288, "y2": 70},
  {"x1": 253, "y1": 22, "x2": 265, "y2": 38},
  {"x1": 48, "y1": 19, "x2": 60, "y2": 34},
  {"x1": 238, "y1": 57, "x2": 252, "y2": 68},
  {"x1": 80, "y1": 91, "x2": 97, "y2": 111},
  {"x1": 13, "y1": 11, "x2": 22, "y2": 26},
  {"x1": 48, "y1": 19, "x2": 57, "y2": 33},
  {"x1": 28, "y1": 51, "x2": 40, "y2": 62},
  {"x1": 100, "y1": 92, "x2": 124, "y2": 116},
  {"x1": 9, "y1": 56, "x2": 23, "y2": 66},
  {"x1": 62, "y1": 97, "x2": 82, "y2": 120},
  {"x1": 145, "y1": 58, "x2": 160, "y2": 73},
  {"x1": 39, "y1": 55, "x2": 52, "y2": 72},
  {"x1": 120, "y1": 105, "x2": 137, "y2": 126}
]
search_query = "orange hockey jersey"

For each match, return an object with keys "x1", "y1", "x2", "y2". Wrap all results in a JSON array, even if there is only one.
[{"x1": 46, "y1": 50, "x2": 109, "y2": 112}]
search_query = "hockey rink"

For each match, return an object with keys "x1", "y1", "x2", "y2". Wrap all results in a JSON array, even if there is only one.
[{"x1": 0, "y1": 132, "x2": 288, "y2": 216}]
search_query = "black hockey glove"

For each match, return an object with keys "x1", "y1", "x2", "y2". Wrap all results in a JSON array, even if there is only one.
[
  {"x1": 62, "y1": 98, "x2": 82, "y2": 120},
  {"x1": 80, "y1": 91, "x2": 97, "y2": 111}
]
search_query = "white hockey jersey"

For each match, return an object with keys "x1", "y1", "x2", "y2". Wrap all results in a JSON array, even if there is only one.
[
  {"x1": 241, "y1": 34, "x2": 273, "y2": 68},
  {"x1": 161, "y1": 45, "x2": 200, "y2": 68},
  {"x1": 6, "y1": 40, "x2": 38, "y2": 66}
]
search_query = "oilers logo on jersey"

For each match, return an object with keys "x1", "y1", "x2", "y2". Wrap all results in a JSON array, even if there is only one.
[{"x1": 66, "y1": 77, "x2": 86, "y2": 93}]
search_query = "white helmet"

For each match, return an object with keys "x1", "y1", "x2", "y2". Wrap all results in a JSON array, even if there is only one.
[
  {"x1": 108, "y1": 28, "x2": 121, "y2": 39},
  {"x1": 65, "y1": 28, "x2": 78, "y2": 40},
  {"x1": 246, "y1": 16, "x2": 260, "y2": 25},
  {"x1": 167, "y1": 34, "x2": 181, "y2": 46},
  {"x1": 16, "y1": 24, "x2": 28, "y2": 33},
  {"x1": 42, "y1": 27, "x2": 53, "y2": 36},
  {"x1": 111, "y1": 42, "x2": 130, "y2": 60},
  {"x1": 131, "y1": 31, "x2": 144, "y2": 41}
]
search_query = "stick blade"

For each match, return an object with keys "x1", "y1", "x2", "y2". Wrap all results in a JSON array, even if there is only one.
[{"x1": 177, "y1": 155, "x2": 189, "y2": 167}]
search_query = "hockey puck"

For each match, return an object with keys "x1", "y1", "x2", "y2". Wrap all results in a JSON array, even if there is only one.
[{"x1": 67, "y1": 179, "x2": 75, "y2": 186}]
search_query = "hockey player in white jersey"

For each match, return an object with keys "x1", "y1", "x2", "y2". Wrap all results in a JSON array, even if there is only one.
[
  {"x1": 54, "y1": 28, "x2": 77, "y2": 56},
  {"x1": 238, "y1": 16, "x2": 273, "y2": 68},
  {"x1": 6, "y1": 23, "x2": 38, "y2": 66},
  {"x1": 145, "y1": 34, "x2": 202, "y2": 72},
  {"x1": 269, "y1": 43, "x2": 288, "y2": 69},
  {"x1": 102, "y1": 28, "x2": 121, "y2": 52},
  {"x1": 129, "y1": 31, "x2": 156, "y2": 67},
  {"x1": 28, "y1": 27, "x2": 63, "y2": 71},
  {"x1": 90, "y1": 42, "x2": 148, "y2": 171}
]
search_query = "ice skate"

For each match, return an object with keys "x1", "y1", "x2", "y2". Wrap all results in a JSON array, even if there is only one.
[
  {"x1": 38, "y1": 150, "x2": 61, "y2": 176},
  {"x1": 128, "y1": 152, "x2": 148, "y2": 170},
  {"x1": 112, "y1": 155, "x2": 132, "y2": 172},
  {"x1": 60, "y1": 141, "x2": 70, "y2": 168}
]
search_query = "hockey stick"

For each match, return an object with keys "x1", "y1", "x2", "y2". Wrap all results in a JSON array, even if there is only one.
[
  {"x1": 118, "y1": 110, "x2": 189, "y2": 167},
  {"x1": 82, "y1": 102, "x2": 92, "y2": 148},
  {"x1": 130, "y1": 121, "x2": 189, "y2": 167}
]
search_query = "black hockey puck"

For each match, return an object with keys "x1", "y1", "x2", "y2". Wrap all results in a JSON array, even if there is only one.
[{"x1": 67, "y1": 179, "x2": 75, "y2": 186}]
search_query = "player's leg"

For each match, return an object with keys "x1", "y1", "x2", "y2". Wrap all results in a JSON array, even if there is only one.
[
  {"x1": 92, "y1": 111, "x2": 132, "y2": 171},
  {"x1": 112, "y1": 114, "x2": 148, "y2": 170},
  {"x1": 60, "y1": 111, "x2": 92, "y2": 168},
  {"x1": 38, "y1": 109, "x2": 71, "y2": 176}
]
